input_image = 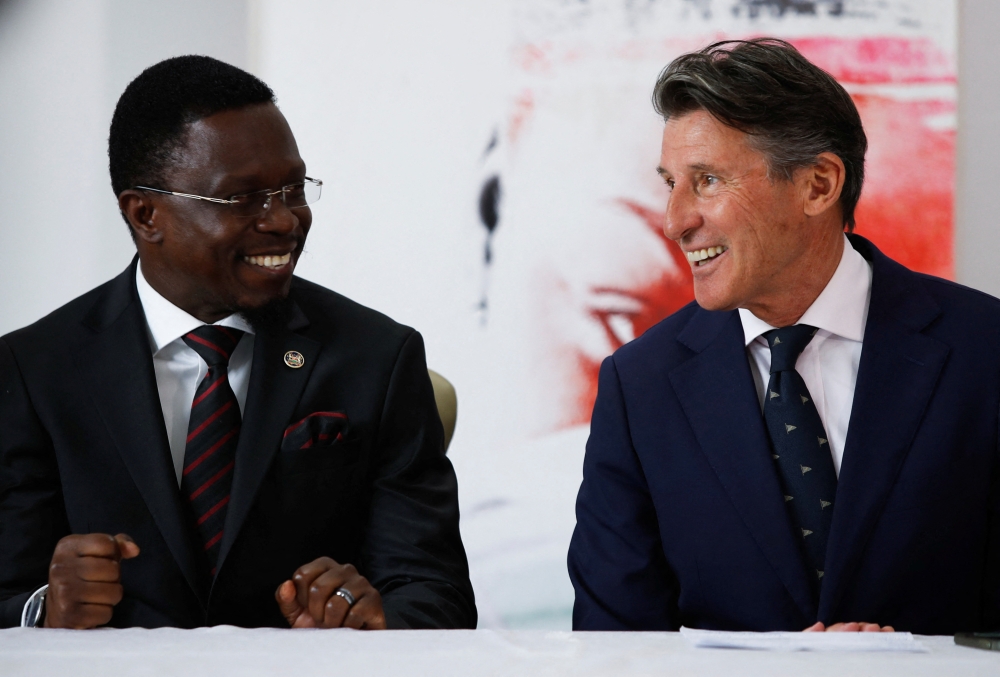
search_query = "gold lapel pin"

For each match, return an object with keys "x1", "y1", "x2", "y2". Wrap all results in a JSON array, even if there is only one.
[{"x1": 284, "y1": 350, "x2": 305, "y2": 369}]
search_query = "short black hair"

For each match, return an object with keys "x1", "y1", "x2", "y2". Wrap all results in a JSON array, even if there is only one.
[
  {"x1": 652, "y1": 38, "x2": 867, "y2": 230},
  {"x1": 109, "y1": 55, "x2": 275, "y2": 233}
]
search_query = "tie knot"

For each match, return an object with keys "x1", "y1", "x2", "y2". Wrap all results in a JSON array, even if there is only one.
[
  {"x1": 182, "y1": 325, "x2": 244, "y2": 367},
  {"x1": 764, "y1": 324, "x2": 818, "y2": 373}
]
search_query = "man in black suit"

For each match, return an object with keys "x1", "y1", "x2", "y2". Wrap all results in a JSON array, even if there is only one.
[{"x1": 0, "y1": 56, "x2": 476, "y2": 629}]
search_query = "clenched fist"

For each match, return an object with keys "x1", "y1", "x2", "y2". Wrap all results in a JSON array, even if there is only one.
[{"x1": 44, "y1": 533, "x2": 139, "y2": 629}]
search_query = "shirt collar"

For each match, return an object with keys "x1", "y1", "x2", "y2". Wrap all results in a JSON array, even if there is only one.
[
  {"x1": 738, "y1": 234, "x2": 872, "y2": 346},
  {"x1": 135, "y1": 263, "x2": 255, "y2": 355}
]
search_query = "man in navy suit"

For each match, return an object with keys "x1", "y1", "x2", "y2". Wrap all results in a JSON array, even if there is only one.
[{"x1": 568, "y1": 38, "x2": 1000, "y2": 634}]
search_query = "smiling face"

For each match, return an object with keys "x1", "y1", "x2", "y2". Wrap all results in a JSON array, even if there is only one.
[
  {"x1": 126, "y1": 103, "x2": 311, "y2": 323},
  {"x1": 658, "y1": 109, "x2": 827, "y2": 316}
]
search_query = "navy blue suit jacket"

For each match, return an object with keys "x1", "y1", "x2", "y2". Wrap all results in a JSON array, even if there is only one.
[{"x1": 569, "y1": 235, "x2": 1000, "y2": 634}]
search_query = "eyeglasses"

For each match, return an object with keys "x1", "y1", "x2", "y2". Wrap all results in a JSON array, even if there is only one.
[{"x1": 135, "y1": 177, "x2": 323, "y2": 218}]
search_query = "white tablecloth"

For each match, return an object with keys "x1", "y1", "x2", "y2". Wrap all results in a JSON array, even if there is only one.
[{"x1": 1, "y1": 627, "x2": 998, "y2": 676}]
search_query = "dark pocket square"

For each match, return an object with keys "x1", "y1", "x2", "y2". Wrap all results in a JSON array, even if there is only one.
[{"x1": 282, "y1": 411, "x2": 350, "y2": 451}]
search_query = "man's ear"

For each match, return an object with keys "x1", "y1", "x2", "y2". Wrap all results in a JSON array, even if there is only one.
[
  {"x1": 800, "y1": 152, "x2": 846, "y2": 219},
  {"x1": 118, "y1": 190, "x2": 164, "y2": 244}
]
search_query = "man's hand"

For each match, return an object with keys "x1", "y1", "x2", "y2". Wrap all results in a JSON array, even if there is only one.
[
  {"x1": 803, "y1": 622, "x2": 895, "y2": 632},
  {"x1": 44, "y1": 533, "x2": 140, "y2": 629},
  {"x1": 275, "y1": 557, "x2": 387, "y2": 629}
]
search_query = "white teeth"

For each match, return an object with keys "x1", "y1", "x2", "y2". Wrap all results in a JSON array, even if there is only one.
[
  {"x1": 243, "y1": 252, "x2": 291, "y2": 269},
  {"x1": 685, "y1": 246, "x2": 728, "y2": 265}
]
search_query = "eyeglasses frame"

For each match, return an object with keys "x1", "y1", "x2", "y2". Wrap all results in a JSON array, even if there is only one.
[{"x1": 134, "y1": 177, "x2": 323, "y2": 213}]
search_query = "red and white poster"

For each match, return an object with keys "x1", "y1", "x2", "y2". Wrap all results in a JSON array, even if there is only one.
[{"x1": 259, "y1": 0, "x2": 956, "y2": 628}]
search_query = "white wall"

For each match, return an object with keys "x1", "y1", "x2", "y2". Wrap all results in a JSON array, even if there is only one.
[
  {"x1": 0, "y1": 0, "x2": 248, "y2": 335},
  {"x1": 957, "y1": 0, "x2": 1000, "y2": 296}
]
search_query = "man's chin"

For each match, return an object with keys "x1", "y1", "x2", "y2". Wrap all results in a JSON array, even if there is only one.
[
  {"x1": 237, "y1": 295, "x2": 294, "y2": 333},
  {"x1": 692, "y1": 287, "x2": 736, "y2": 313}
]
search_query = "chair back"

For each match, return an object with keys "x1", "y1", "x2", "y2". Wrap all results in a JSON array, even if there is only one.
[{"x1": 428, "y1": 369, "x2": 457, "y2": 453}]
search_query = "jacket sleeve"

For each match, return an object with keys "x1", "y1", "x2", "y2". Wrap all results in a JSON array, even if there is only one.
[
  {"x1": 568, "y1": 355, "x2": 680, "y2": 630},
  {"x1": 0, "y1": 338, "x2": 70, "y2": 628},
  {"x1": 359, "y1": 330, "x2": 476, "y2": 629},
  {"x1": 982, "y1": 400, "x2": 1000, "y2": 629}
]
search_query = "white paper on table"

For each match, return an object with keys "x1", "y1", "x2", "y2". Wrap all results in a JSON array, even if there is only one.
[{"x1": 680, "y1": 627, "x2": 929, "y2": 652}]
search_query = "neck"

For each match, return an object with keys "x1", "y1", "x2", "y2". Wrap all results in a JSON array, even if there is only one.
[
  {"x1": 138, "y1": 258, "x2": 232, "y2": 325},
  {"x1": 743, "y1": 228, "x2": 846, "y2": 328}
]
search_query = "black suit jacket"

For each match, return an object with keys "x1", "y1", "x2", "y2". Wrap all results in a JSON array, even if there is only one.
[{"x1": 0, "y1": 259, "x2": 476, "y2": 628}]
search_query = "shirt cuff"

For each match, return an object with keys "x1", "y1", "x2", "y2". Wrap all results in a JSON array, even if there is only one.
[{"x1": 20, "y1": 585, "x2": 48, "y2": 628}]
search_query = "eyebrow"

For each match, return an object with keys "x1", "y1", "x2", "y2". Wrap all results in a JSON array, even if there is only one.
[{"x1": 656, "y1": 162, "x2": 716, "y2": 175}]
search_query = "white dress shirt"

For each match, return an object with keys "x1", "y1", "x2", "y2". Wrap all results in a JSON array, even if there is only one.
[
  {"x1": 135, "y1": 265, "x2": 255, "y2": 486},
  {"x1": 739, "y1": 235, "x2": 873, "y2": 477}
]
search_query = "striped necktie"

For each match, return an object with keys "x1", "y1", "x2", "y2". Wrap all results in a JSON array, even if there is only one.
[
  {"x1": 181, "y1": 325, "x2": 244, "y2": 577},
  {"x1": 762, "y1": 324, "x2": 838, "y2": 588}
]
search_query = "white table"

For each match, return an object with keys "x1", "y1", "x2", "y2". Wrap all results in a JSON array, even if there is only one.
[{"x1": 2, "y1": 628, "x2": 998, "y2": 676}]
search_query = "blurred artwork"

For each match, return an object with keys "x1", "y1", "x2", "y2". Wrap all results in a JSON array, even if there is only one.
[{"x1": 467, "y1": 0, "x2": 955, "y2": 629}]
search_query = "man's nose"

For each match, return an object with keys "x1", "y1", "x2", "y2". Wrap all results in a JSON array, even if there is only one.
[
  {"x1": 663, "y1": 185, "x2": 701, "y2": 241},
  {"x1": 256, "y1": 193, "x2": 300, "y2": 234}
]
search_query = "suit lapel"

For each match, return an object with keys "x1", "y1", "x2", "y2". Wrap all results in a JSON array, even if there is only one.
[
  {"x1": 818, "y1": 238, "x2": 949, "y2": 621},
  {"x1": 670, "y1": 310, "x2": 817, "y2": 624},
  {"x1": 215, "y1": 303, "x2": 320, "y2": 575},
  {"x1": 71, "y1": 260, "x2": 206, "y2": 606}
]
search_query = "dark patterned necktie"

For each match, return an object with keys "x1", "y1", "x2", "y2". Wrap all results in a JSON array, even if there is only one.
[
  {"x1": 762, "y1": 324, "x2": 838, "y2": 586},
  {"x1": 181, "y1": 325, "x2": 244, "y2": 577}
]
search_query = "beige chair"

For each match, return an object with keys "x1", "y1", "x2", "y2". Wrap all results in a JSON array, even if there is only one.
[{"x1": 428, "y1": 370, "x2": 457, "y2": 453}]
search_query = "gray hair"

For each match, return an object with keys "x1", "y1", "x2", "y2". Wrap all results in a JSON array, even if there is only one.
[{"x1": 652, "y1": 38, "x2": 867, "y2": 230}]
